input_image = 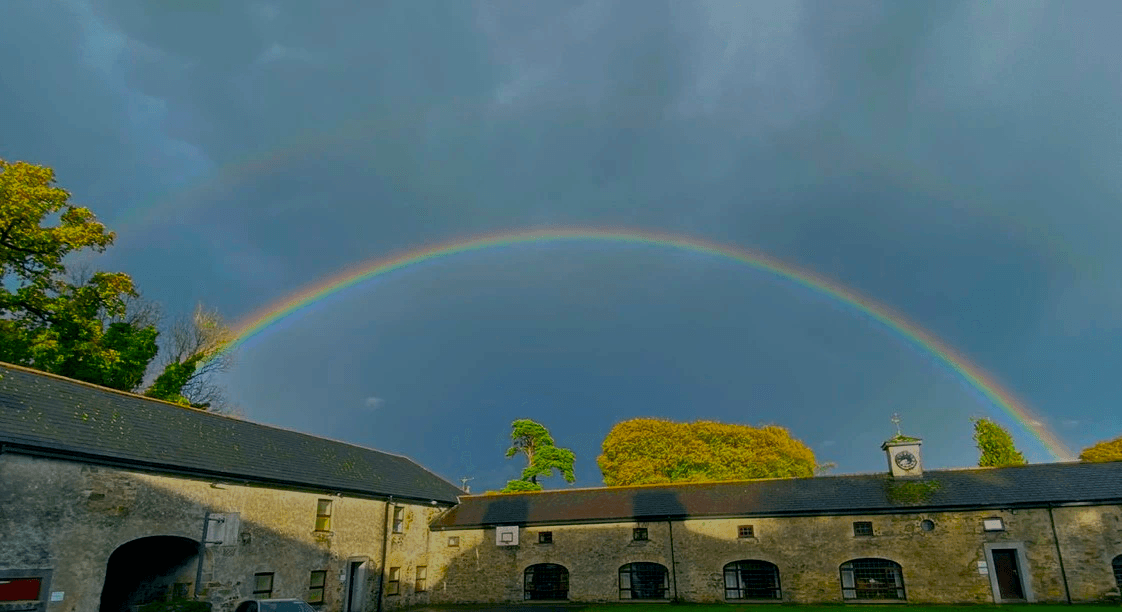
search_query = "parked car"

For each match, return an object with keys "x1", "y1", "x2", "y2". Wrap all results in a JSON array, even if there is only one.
[{"x1": 234, "y1": 599, "x2": 316, "y2": 612}]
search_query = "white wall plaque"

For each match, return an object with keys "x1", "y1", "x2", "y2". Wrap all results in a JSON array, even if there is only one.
[
  {"x1": 977, "y1": 561, "x2": 989, "y2": 575},
  {"x1": 51, "y1": 592, "x2": 65, "y2": 602},
  {"x1": 496, "y1": 525, "x2": 519, "y2": 546}
]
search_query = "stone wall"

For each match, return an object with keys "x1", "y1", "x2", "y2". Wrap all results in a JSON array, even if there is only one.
[
  {"x1": 0, "y1": 453, "x2": 446, "y2": 612},
  {"x1": 425, "y1": 504, "x2": 1122, "y2": 605}
]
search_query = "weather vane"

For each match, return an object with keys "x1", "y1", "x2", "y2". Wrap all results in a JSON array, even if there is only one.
[{"x1": 891, "y1": 413, "x2": 903, "y2": 437}]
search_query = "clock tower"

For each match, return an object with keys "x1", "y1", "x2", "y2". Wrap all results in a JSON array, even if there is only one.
[{"x1": 882, "y1": 413, "x2": 923, "y2": 478}]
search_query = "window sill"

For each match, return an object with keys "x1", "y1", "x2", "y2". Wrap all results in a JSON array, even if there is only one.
[
  {"x1": 737, "y1": 537, "x2": 758, "y2": 542},
  {"x1": 843, "y1": 599, "x2": 906, "y2": 604},
  {"x1": 535, "y1": 542, "x2": 553, "y2": 546},
  {"x1": 726, "y1": 599, "x2": 782, "y2": 604}
]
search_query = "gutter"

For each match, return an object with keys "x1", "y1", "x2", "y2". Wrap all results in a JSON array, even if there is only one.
[
  {"x1": 667, "y1": 518, "x2": 679, "y2": 602},
  {"x1": 1047, "y1": 505, "x2": 1072, "y2": 604},
  {"x1": 376, "y1": 496, "x2": 393, "y2": 612}
]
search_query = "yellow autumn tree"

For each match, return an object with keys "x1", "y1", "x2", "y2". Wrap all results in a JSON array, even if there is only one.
[
  {"x1": 1079, "y1": 435, "x2": 1122, "y2": 463},
  {"x1": 597, "y1": 418, "x2": 819, "y2": 486}
]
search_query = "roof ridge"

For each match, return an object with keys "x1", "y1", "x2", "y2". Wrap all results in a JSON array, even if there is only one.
[{"x1": 460, "y1": 462, "x2": 1094, "y2": 498}]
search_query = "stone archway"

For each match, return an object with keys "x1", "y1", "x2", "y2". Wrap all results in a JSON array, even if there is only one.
[{"x1": 99, "y1": 536, "x2": 200, "y2": 612}]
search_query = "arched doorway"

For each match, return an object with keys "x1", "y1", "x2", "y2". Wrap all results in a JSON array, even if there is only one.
[
  {"x1": 99, "y1": 536, "x2": 200, "y2": 612},
  {"x1": 723, "y1": 560, "x2": 781, "y2": 600}
]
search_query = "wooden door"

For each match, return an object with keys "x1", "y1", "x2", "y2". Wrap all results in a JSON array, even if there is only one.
[{"x1": 991, "y1": 549, "x2": 1025, "y2": 600}]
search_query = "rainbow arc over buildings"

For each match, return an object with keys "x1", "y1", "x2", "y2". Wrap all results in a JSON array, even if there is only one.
[{"x1": 219, "y1": 228, "x2": 1074, "y2": 461}]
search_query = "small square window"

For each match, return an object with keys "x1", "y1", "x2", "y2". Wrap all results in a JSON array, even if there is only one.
[
  {"x1": 392, "y1": 506, "x2": 405, "y2": 534},
  {"x1": 539, "y1": 531, "x2": 553, "y2": 544},
  {"x1": 448, "y1": 536, "x2": 460, "y2": 547},
  {"x1": 737, "y1": 525, "x2": 754, "y2": 539},
  {"x1": 315, "y1": 499, "x2": 332, "y2": 532},
  {"x1": 253, "y1": 573, "x2": 274, "y2": 598},
  {"x1": 415, "y1": 566, "x2": 427, "y2": 592},
  {"x1": 308, "y1": 570, "x2": 326, "y2": 604},
  {"x1": 983, "y1": 517, "x2": 1005, "y2": 532},
  {"x1": 633, "y1": 527, "x2": 648, "y2": 541},
  {"x1": 387, "y1": 567, "x2": 400, "y2": 595},
  {"x1": 853, "y1": 521, "x2": 873, "y2": 537}
]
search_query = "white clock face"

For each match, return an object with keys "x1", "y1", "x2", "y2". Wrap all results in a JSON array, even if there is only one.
[{"x1": 894, "y1": 451, "x2": 918, "y2": 470}]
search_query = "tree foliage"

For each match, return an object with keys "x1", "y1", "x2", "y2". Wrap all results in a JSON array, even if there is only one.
[
  {"x1": 1079, "y1": 435, "x2": 1122, "y2": 463},
  {"x1": 972, "y1": 417, "x2": 1027, "y2": 467},
  {"x1": 501, "y1": 419, "x2": 576, "y2": 493},
  {"x1": 597, "y1": 418, "x2": 818, "y2": 486},
  {"x1": 1, "y1": 158, "x2": 236, "y2": 410}
]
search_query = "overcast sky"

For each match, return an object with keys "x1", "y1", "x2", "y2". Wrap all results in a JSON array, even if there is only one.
[{"x1": 3, "y1": 1, "x2": 1120, "y2": 493}]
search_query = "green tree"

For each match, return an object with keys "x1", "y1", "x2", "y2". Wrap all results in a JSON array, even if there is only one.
[
  {"x1": 1, "y1": 159, "x2": 236, "y2": 410},
  {"x1": 972, "y1": 417, "x2": 1027, "y2": 467},
  {"x1": 0, "y1": 159, "x2": 159, "y2": 389},
  {"x1": 597, "y1": 418, "x2": 818, "y2": 486},
  {"x1": 1079, "y1": 435, "x2": 1122, "y2": 463},
  {"x1": 501, "y1": 419, "x2": 576, "y2": 493}
]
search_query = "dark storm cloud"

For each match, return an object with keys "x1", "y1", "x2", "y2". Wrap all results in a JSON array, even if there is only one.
[{"x1": 4, "y1": 1, "x2": 1121, "y2": 488}]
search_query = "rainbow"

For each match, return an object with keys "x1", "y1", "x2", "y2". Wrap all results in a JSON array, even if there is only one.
[{"x1": 221, "y1": 228, "x2": 1074, "y2": 461}]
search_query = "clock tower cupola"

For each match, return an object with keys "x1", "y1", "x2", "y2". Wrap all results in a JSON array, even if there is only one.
[{"x1": 882, "y1": 413, "x2": 923, "y2": 478}]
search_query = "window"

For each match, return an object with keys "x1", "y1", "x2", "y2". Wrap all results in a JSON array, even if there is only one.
[
  {"x1": 853, "y1": 521, "x2": 873, "y2": 537},
  {"x1": 447, "y1": 536, "x2": 460, "y2": 547},
  {"x1": 172, "y1": 582, "x2": 192, "y2": 599},
  {"x1": 386, "y1": 567, "x2": 400, "y2": 595},
  {"x1": 415, "y1": 566, "x2": 427, "y2": 593},
  {"x1": 315, "y1": 499, "x2": 332, "y2": 532},
  {"x1": 307, "y1": 571, "x2": 326, "y2": 604},
  {"x1": 738, "y1": 525, "x2": 755, "y2": 539},
  {"x1": 539, "y1": 531, "x2": 553, "y2": 544},
  {"x1": 524, "y1": 564, "x2": 569, "y2": 600},
  {"x1": 253, "y1": 573, "x2": 274, "y2": 598},
  {"x1": 724, "y1": 560, "x2": 781, "y2": 600},
  {"x1": 983, "y1": 517, "x2": 1005, "y2": 532},
  {"x1": 633, "y1": 527, "x2": 648, "y2": 541},
  {"x1": 840, "y1": 559, "x2": 905, "y2": 600},
  {"x1": 619, "y1": 562, "x2": 669, "y2": 599},
  {"x1": 1112, "y1": 555, "x2": 1122, "y2": 592},
  {"x1": 392, "y1": 506, "x2": 405, "y2": 533},
  {"x1": 920, "y1": 519, "x2": 935, "y2": 532}
]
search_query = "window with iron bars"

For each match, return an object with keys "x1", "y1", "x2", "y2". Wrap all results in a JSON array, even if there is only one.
[
  {"x1": 840, "y1": 559, "x2": 905, "y2": 600},
  {"x1": 724, "y1": 560, "x2": 781, "y2": 600},
  {"x1": 619, "y1": 562, "x2": 669, "y2": 600}
]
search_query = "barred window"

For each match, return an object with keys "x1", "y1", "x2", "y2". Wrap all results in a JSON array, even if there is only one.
[
  {"x1": 840, "y1": 559, "x2": 905, "y2": 600},
  {"x1": 387, "y1": 567, "x2": 400, "y2": 596},
  {"x1": 737, "y1": 525, "x2": 754, "y2": 539},
  {"x1": 253, "y1": 573, "x2": 274, "y2": 598},
  {"x1": 524, "y1": 564, "x2": 569, "y2": 600},
  {"x1": 632, "y1": 527, "x2": 648, "y2": 541},
  {"x1": 308, "y1": 571, "x2": 326, "y2": 604},
  {"x1": 392, "y1": 506, "x2": 405, "y2": 533},
  {"x1": 1112, "y1": 555, "x2": 1122, "y2": 592},
  {"x1": 724, "y1": 560, "x2": 781, "y2": 600},
  {"x1": 315, "y1": 500, "x2": 332, "y2": 532},
  {"x1": 448, "y1": 536, "x2": 460, "y2": 547},
  {"x1": 538, "y1": 531, "x2": 553, "y2": 544},
  {"x1": 853, "y1": 521, "x2": 873, "y2": 537},
  {"x1": 619, "y1": 562, "x2": 669, "y2": 600}
]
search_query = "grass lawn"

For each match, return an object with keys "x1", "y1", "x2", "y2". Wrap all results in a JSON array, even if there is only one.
[{"x1": 413, "y1": 605, "x2": 1122, "y2": 612}]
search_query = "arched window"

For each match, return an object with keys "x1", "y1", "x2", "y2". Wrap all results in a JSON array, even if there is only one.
[
  {"x1": 724, "y1": 560, "x2": 781, "y2": 600},
  {"x1": 619, "y1": 563, "x2": 669, "y2": 599},
  {"x1": 1112, "y1": 555, "x2": 1122, "y2": 592},
  {"x1": 524, "y1": 564, "x2": 568, "y2": 600},
  {"x1": 840, "y1": 558, "x2": 905, "y2": 600}
]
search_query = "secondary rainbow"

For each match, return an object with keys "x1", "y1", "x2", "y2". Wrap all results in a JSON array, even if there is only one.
[{"x1": 222, "y1": 228, "x2": 1074, "y2": 461}]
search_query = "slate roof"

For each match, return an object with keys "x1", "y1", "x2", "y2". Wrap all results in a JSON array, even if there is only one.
[
  {"x1": 0, "y1": 363, "x2": 464, "y2": 503},
  {"x1": 432, "y1": 461, "x2": 1122, "y2": 529}
]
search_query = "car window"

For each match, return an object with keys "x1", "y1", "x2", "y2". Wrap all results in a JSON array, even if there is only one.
[{"x1": 259, "y1": 603, "x2": 305, "y2": 612}]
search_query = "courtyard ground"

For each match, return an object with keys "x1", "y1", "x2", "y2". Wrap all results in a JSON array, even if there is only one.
[{"x1": 408, "y1": 604, "x2": 1122, "y2": 612}]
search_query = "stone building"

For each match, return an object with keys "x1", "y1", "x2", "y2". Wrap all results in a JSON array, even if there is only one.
[{"x1": 3, "y1": 361, "x2": 1122, "y2": 611}]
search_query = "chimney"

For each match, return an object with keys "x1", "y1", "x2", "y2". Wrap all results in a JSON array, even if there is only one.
[{"x1": 882, "y1": 413, "x2": 923, "y2": 478}]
